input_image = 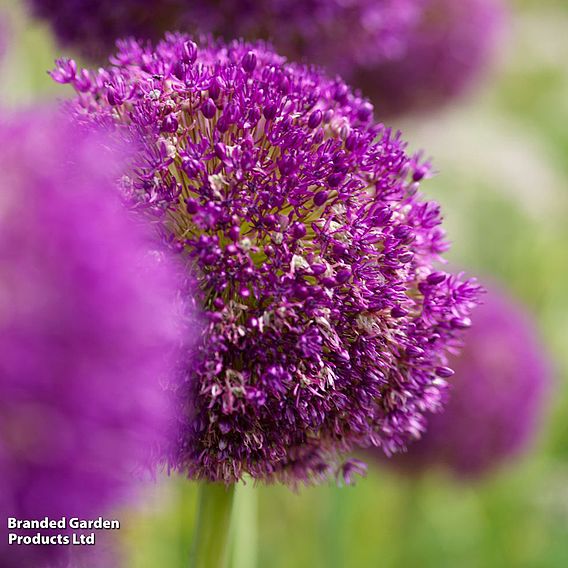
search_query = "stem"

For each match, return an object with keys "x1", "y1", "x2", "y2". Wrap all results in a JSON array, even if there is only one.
[
  {"x1": 190, "y1": 483, "x2": 236, "y2": 568},
  {"x1": 177, "y1": 477, "x2": 198, "y2": 566},
  {"x1": 231, "y1": 482, "x2": 258, "y2": 568},
  {"x1": 324, "y1": 485, "x2": 348, "y2": 568}
]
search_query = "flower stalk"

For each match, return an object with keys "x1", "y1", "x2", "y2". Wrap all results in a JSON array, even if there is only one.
[
  {"x1": 231, "y1": 482, "x2": 258, "y2": 568},
  {"x1": 190, "y1": 483, "x2": 235, "y2": 568}
]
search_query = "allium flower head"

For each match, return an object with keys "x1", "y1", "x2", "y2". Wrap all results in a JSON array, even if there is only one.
[
  {"x1": 208, "y1": 0, "x2": 423, "y2": 80},
  {"x1": 0, "y1": 109, "x2": 191, "y2": 565},
  {"x1": 358, "y1": 0, "x2": 505, "y2": 116},
  {"x1": 28, "y1": 0, "x2": 187, "y2": 58},
  {"x1": 53, "y1": 35, "x2": 480, "y2": 485},
  {"x1": 28, "y1": 0, "x2": 422, "y2": 63},
  {"x1": 378, "y1": 288, "x2": 551, "y2": 478},
  {"x1": 30, "y1": 0, "x2": 503, "y2": 115}
]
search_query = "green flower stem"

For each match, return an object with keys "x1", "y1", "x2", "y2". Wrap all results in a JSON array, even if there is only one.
[
  {"x1": 190, "y1": 483, "x2": 236, "y2": 568},
  {"x1": 324, "y1": 485, "x2": 348, "y2": 568},
  {"x1": 231, "y1": 482, "x2": 258, "y2": 568}
]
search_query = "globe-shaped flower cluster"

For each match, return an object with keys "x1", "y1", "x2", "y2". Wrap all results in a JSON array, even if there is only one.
[
  {"x1": 53, "y1": 35, "x2": 480, "y2": 484},
  {"x1": 378, "y1": 288, "x2": 551, "y2": 478},
  {"x1": 29, "y1": 0, "x2": 421, "y2": 65},
  {"x1": 31, "y1": 0, "x2": 504, "y2": 116},
  {"x1": 28, "y1": 0, "x2": 187, "y2": 57},
  {"x1": 359, "y1": 0, "x2": 505, "y2": 116}
]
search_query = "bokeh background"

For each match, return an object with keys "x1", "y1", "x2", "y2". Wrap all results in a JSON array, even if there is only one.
[{"x1": 1, "y1": 0, "x2": 567, "y2": 566}]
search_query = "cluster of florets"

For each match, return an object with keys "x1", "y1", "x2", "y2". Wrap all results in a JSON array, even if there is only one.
[
  {"x1": 379, "y1": 289, "x2": 550, "y2": 478},
  {"x1": 0, "y1": 110, "x2": 191, "y2": 566},
  {"x1": 53, "y1": 35, "x2": 480, "y2": 484}
]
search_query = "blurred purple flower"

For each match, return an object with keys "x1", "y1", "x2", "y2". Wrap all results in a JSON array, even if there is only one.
[
  {"x1": 27, "y1": 0, "x2": 186, "y2": 58},
  {"x1": 53, "y1": 36, "x2": 480, "y2": 486},
  {"x1": 358, "y1": 0, "x2": 506, "y2": 116},
  {"x1": 29, "y1": 0, "x2": 503, "y2": 115},
  {"x1": 27, "y1": 0, "x2": 421, "y2": 63},
  {"x1": 378, "y1": 288, "x2": 551, "y2": 479},
  {"x1": 0, "y1": 109, "x2": 193, "y2": 566}
]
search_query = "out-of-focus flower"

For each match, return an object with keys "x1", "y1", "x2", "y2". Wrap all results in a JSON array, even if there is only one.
[
  {"x1": 0, "y1": 109, "x2": 193, "y2": 566},
  {"x1": 53, "y1": 35, "x2": 480, "y2": 486},
  {"x1": 27, "y1": 0, "x2": 421, "y2": 63},
  {"x1": 27, "y1": 0, "x2": 186, "y2": 58},
  {"x1": 30, "y1": 0, "x2": 503, "y2": 115},
  {"x1": 377, "y1": 288, "x2": 551, "y2": 479},
  {"x1": 358, "y1": 0, "x2": 506, "y2": 116}
]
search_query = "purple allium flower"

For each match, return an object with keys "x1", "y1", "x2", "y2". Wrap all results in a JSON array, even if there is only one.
[
  {"x1": 53, "y1": 36, "x2": 480, "y2": 485},
  {"x1": 356, "y1": 0, "x2": 505, "y2": 116},
  {"x1": 209, "y1": 1, "x2": 423, "y2": 80},
  {"x1": 27, "y1": 0, "x2": 187, "y2": 58},
  {"x1": 27, "y1": 0, "x2": 421, "y2": 62},
  {"x1": 30, "y1": 0, "x2": 503, "y2": 114},
  {"x1": 377, "y1": 288, "x2": 551, "y2": 479},
  {"x1": 0, "y1": 109, "x2": 190, "y2": 566}
]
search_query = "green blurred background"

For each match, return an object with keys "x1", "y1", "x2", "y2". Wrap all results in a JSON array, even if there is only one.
[{"x1": 1, "y1": 0, "x2": 567, "y2": 566}]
